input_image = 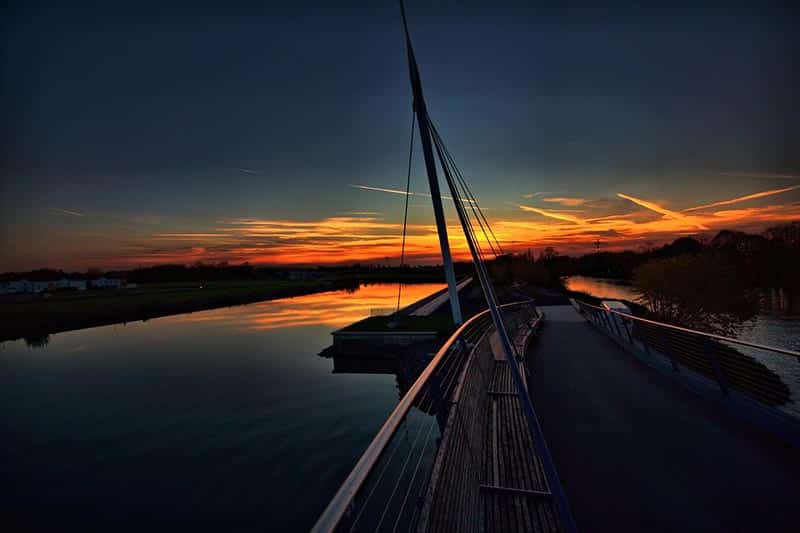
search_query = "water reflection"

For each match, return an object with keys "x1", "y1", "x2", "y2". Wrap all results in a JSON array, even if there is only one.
[
  {"x1": 563, "y1": 275, "x2": 642, "y2": 303},
  {"x1": 163, "y1": 283, "x2": 445, "y2": 331},
  {"x1": 0, "y1": 282, "x2": 446, "y2": 532}
]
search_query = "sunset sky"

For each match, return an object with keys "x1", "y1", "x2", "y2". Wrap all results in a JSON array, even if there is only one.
[{"x1": 2, "y1": 1, "x2": 798, "y2": 271}]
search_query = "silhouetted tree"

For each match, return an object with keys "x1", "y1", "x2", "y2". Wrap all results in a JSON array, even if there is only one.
[{"x1": 633, "y1": 253, "x2": 758, "y2": 336}]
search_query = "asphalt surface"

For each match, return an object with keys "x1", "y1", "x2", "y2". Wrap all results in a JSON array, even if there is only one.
[{"x1": 528, "y1": 305, "x2": 800, "y2": 533}]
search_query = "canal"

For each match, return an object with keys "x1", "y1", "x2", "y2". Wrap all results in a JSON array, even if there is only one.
[{"x1": 0, "y1": 283, "x2": 444, "y2": 532}]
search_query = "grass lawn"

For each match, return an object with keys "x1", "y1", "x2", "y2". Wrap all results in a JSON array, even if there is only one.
[{"x1": 341, "y1": 314, "x2": 456, "y2": 336}]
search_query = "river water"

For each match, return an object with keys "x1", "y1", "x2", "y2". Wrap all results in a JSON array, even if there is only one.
[{"x1": 0, "y1": 283, "x2": 444, "y2": 532}]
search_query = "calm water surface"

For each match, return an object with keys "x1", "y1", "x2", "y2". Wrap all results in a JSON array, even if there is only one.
[{"x1": 0, "y1": 283, "x2": 443, "y2": 532}]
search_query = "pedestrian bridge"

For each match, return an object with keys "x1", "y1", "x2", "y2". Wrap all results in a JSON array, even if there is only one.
[{"x1": 313, "y1": 300, "x2": 800, "y2": 533}]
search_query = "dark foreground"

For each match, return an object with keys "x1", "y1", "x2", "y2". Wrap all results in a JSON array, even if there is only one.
[{"x1": 529, "y1": 305, "x2": 800, "y2": 532}]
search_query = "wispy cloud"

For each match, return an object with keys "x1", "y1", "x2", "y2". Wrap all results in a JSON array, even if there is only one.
[
  {"x1": 542, "y1": 197, "x2": 587, "y2": 207},
  {"x1": 351, "y1": 184, "x2": 419, "y2": 197},
  {"x1": 616, "y1": 193, "x2": 708, "y2": 230},
  {"x1": 522, "y1": 191, "x2": 564, "y2": 199},
  {"x1": 31, "y1": 197, "x2": 800, "y2": 270},
  {"x1": 518, "y1": 204, "x2": 585, "y2": 224},
  {"x1": 52, "y1": 208, "x2": 84, "y2": 217},
  {"x1": 349, "y1": 183, "x2": 476, "y2": 204},
  {"x1": 616, "y1": 193, "x2": 683, "y2": 219},
  {"x1": 342, "y1": 211, "x2": 381, "y2": 216},
  {"x1": 583, "y1": 213, "x2": 634, "y2": 223},
  {"x1": 152, "y1": 233, "x2": 233, "y2": 240},
  {"x1": 236, "y1": 168, "x2": 259, "y2": 175},
  {"x1": 684, "y1": 185, "x2": 800, "y2": 212}
]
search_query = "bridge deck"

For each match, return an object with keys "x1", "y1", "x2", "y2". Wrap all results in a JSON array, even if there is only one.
[
  {"x1": 483, "y1": 361, "x2": 559, "y2": 532},
  {"x1": 421, "y1": 311, "x2": 561, "y2": 533},
  {"x1": 529, "y1": 305, "x2": 800, "y2": 532}
]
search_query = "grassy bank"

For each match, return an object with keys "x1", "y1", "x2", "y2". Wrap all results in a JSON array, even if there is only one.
[
  {"x1": 0, "y1": 279, "x2": 349, "y2": 342},
  {"x1": 340, "y1": 314, "x2": 456, "y2": 336}
]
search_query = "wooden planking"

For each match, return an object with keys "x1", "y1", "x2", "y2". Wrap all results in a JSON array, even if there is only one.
[
  {"x1": 482, "y1": 492, "x2": 560, "y2": 533},
  {"x1": 481, "y1": 360, "x2": 560, "y2": 532},
  {"x1": 420, "y1": 309, "x2": 560, "y2": 533}
]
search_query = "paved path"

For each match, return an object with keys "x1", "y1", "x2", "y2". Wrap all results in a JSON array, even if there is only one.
[
  {"x1": 528, "y1": 305, "x2": 800, "y2": 533},
  {"x1": 409, "y1": 277, "x2": 472, "y2": 316}
]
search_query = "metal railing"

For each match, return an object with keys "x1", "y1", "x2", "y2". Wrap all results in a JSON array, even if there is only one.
[
  {"x1": 312, "y1": 300, "x2": 556, "y2": 533},
  {"x1": 573, "y1": 299, "x2": 800, "y2": 429}
]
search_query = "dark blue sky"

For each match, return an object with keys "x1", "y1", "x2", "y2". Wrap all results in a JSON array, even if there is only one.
[{"x1": 2, "y1": 1, "x2": 798, "y2": 270}]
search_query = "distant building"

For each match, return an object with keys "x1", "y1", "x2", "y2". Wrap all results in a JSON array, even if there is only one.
[
  {"x1": 89, "y1": 277, "x2": 122, "y2": 289},
  {"x1": 0, "y1": 277, "x2": 119, "y2": 294}
]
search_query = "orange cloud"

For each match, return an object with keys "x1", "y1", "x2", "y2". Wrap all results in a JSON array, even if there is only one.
[
  {"x1": 542, "y1": 197, "x2": 587, "y2": 207},
  {"x1": 16, "y1": 194, "x2": 799, "y2": 271},
  {"x1": 617, "y1": 193, "x2": 708, "y2": 230}
]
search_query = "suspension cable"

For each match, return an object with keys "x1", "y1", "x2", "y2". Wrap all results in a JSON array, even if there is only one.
[
  {"x1": 428, "y1": 118, "x2": 504, "y2": 256},
  {"x1": 396, "y1": 110, "x2": 416, "y2": 314}
]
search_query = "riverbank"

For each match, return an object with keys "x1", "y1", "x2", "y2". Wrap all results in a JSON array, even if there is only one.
[{"x1": 0, "y1": 278, "x2": 360, "y2": 342}]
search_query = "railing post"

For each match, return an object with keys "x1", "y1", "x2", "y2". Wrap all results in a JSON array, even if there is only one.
[
  {"x1": 606, "y1": 311, "x2": 622, "y2": 340},
  {"x1": 600, "y1": 310, "x2": 613, "y2": 333},
  {"x1": 662, "y1": 330, "x2": 680, "y2": 372},
  {"x1": 703, "y1": 337, "x2": 730, "y2": 397},
  {"x1": 640, "y1": 325, "x2": 653, "y2": 358},
  {"x1": 620, "y1": 315, "x2": 634, "y2": 345}
]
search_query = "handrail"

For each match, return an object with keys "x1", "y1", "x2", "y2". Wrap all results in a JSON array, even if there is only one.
[
  {"x1": 576, "y1": 300, "x2": 800, "y2": 359},
  {"x1": 311, "y1": 300, "x2": 532, "y2": 533}
]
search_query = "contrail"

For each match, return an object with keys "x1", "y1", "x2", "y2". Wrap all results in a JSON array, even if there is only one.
[
  {"x1": 52, "y1": 208, "x2": 84, "y2": 217},
  {"x1": 349, "y1": 183, "x2": 476, "y2": 203},
  {"x1": 616, "y1": 193, "x2": 708, "y2": 229},
  {"x1": 616, "y1": 193, "x2": 684, "y2": 219},
  {"x1": 684, "y1": 185, "x2": 800, "y2": 212},
  {"x1": 519, "y1": 204, "x2": 584, "y2": 224}
]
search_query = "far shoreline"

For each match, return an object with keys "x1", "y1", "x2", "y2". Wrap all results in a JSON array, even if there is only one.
[{"x1": 0, "y1": 277, "x2": 443, "y2": 343}]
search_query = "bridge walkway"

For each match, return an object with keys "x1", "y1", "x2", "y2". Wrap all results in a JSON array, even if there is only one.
[
  {"x1": 528, "y1": 305, "x2": 800, "y2": 532},
  {"x1": 421, "y1": 308, "x2": 563, "y2": 533},
  {"x1": 482, "y1": 359, "x2": 560, "y2": 532}
]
